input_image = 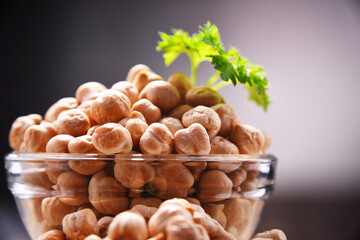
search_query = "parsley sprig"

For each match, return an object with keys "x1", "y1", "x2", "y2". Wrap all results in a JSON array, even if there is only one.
[{"x1": 157, "y1": 21, "x2": 271, "y2": 111}]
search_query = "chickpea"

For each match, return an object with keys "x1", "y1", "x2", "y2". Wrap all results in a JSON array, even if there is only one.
[
  {"x1": 69, "y1": 154, "x2": 106, "y2": 175},
  {"x1": 166, "y1": 216, "x2": 210, "y2": 240},
  {"x1": 111, "y1": 81, "x2": 139, "y2": 105},
  {"x1": 37, "y1": 230, "x2": 67, "y2": 240},
  {"x1": 90, "y1": 89, "x2": 131, "y2": 124},
  {"x1": 191, "y1": 204, "x2": 236, "y2": 240},
  {"x1": 77, "y1": 100, "x2": 98, "y2": 126},
  {"x1": 211, "y1": 104, "x2": 239, "y2": 137},
  {"x1": 210, "y1": 136, "x2": 239, "y2": 154},
  {"x1": 182, "y1": 106, "x2": 221, "y2": 139},
  {"x1": 168, "y1": 73, "x2": 193, "y2": 104},
  {"x1": 262, "y1": 131, "x2": 272, "y2": 154},
  {"x1": 198, "y1": 170, "x2": 233, "y2": 202},
  {"x1": 63, "y1": 208, "x2": 100, "y2": 240},
  {"x1": 20, "y1": 122, "x2": 57, "y2": 152},
  {"x1": 252, "y1": 229, "x2": 287, "y2": 240},
  {"x1": 159, "y1": 198, "x2": 194, "y2": 214},
  {"x1": 148, "y1": 204, "x2": 193, "y2": 236},
  {"x1": 114, "y1": 159, "x2": 155, "y2": 189},
  {"x1": 229, "y1": 124, "x2": 265, "y2": 154},
  {"x1": 206, "y1": 161, "x2": 241, "y2": 174},
  {"x1": 223, "y1": 198, "x2": 252, "y2": 236},
  {"x1": 139, "y1": 81, "x2": 180, "y2": 111},
  {"x1": 131, "y1": 99, "x2": 161, "y2": 124},
  {"x1": 126, "y1": 64, "x2": 151, "y2": 83},
  {"x1": 159, "y1": 117, "x2": 184, "y2": 135},
  {"x1": 75, "y1": 82, "x2": 107, "y2": 103},
  {"x1": 41, "y1": 197, "x2": 74, "y2": 226},
  {"x1": 45, "y1": 97, "x2": 79, "y2": 122},
  {"x1": 185, "y1": 86, "x2": 224, "y2": 107},
  {"x1": 98, "y1": 216, "x2": 113, "y2": 238},
  {"x1": 130, "y1": 197, "x2": 163, "y2": 208},
  {"x1": 185, "y1": 198, "x2": 201, "y2": 206},
  {"x1": 87, "y1": 125, "x2": 100, "y2": 136},
  {"x1": 228, "y1": 168, "x2": 247, "y2": 187},
  {"x1": 139, "y1": 123, "x2": 174, "y2": 154},
  {"x1": 119, "y1": 110, "x2": 147, "y2": 125},
  {"x1": 153, "y1": 163, "x2": 194, "y2": 199},
  {"x1": 21, "y1": 168, "x2": 53, "y2": 191},
  {"x1": 121, "y1": 117, "x2": 148, "y2": 150},
  {"x1": 130, "y1": 204, "x2": 158, "y2": 222},
  {"x1": 147, "y1": 233, "x2": 165, "y2": 240},
  {"x1": 9, "y1": 113, "x2": 42, "y2": 151},
  {"x1": 55, "y1": 109, "x2": 91, "y2": 137},
  {"x1": 132, "y1": 70, "x2": 163, "y2": 92},
  {"x1": 167, "y1": 104, "x2": 193, "y2": 120},
  {"x1": 203, "y1": 203, "x2": 227, "y2": 228},
  {"x1": 174, "y1": 123, "x2": 210, "y2": 154},
  {"x1": 89, "y1": 171, "x2": 128, "y2": 215},
  {"x1": 108, "y1": 211, "x2": 148, "y2": 240},
  {"x1": 92, "y1": 123, "x2": 133, "y2": 154},
  {"x1": 56, "y1": 171, "x2": 89, "y2": 206},
  {"x1": 84, "y1": 235, "x2": 102, "y2": 240},
  {"x1": 46, "y1": 134, "x2": 74, "y2": 153},
  {"x1": 46, "y1": 167, "x2": 65, "y2": 184}
]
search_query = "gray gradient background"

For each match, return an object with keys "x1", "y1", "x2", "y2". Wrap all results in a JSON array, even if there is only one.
[{"x1": 1, "y1": 0, "x2": 360, "y2": 239}]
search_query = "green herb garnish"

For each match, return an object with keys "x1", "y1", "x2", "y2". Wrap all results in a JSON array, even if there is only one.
[{"x1": 157, "y1": 21, "x2": 270, "y2": 111}]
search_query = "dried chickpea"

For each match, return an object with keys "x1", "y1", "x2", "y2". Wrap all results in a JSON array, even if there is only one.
[
  {"x1": 55, "y1": 109, "x2": 91, "y2": 137},
  {"x1": 139, "y1": 123, "x2": 174, "y2": 154},
  {"x1": 126, "y1": 64, "x2": 151, "y2": 83},
  {"x1": 89, "y1": 171, "x2": 129, "y2": 215},
  {"x1": 130, "y1": 204, "x2": 158, "y2": 222},
  {"x1": 84, "y1": 235, "x2": 102, "y2": 240},
  {"x1": 37, "y1": 230, "x2": 67, "y2": 240},
  {"x1": 153, "y1": 163, "x2": 194, "y2": 199},
  {"x1": 21, "y1": 169, "x2": 53, "y2": 191},
  {"x1": 252, "y1": 229, "x2": 287, "y2": 240},
  {"x1": 229, "y1": 124, "x2": 265, "y2": 154},
  {"x1": 90, "y1": 89, "x2": 131, "y2": 124},
  {"x1": 262, "y1": 131, "x2": 272, "y2": 154},
  {"x1": 139, "y1": 80, "x2": 180, "y2": 111},
  {"x1": 159, "y1": 117, "x2": 184, "y2": 135},
  {"x1": 148, "y1": 204, "x2": 193, "y2": 236},
  {"x1": 167, "y1": 104, "x2": 193, "y2": 120},
  {"x1": 184, "y1": 161, "x2": 207, "y2": 183},
  {"x1": 98, "y1": 216, "x2": 113, "y2": 238},
  {"x1": 45, "y1": 97, "x2": 79, "y2": 122},
  {"x1": 87, "y1": 125, "x2": 100, "y2": 136},
  {"x1": 92, "y1": 123, "x2": 132, "y2": 154},
  {"x1": 185, "y1": 86, "x2": 224, "y2": 107},
  {"x1": 131, "y1": 99, "x2": 161, "y2": 124},
  {"x1": 120, "y1": 116, "x2": 148, "y2": 150},
  {"x1": 108, "y1": 211, "x2": 148, "y2": 240},
  {"x1": 111, "y1": 81, "x2": 139, "y2": 105},
  {"x1": 75, "y1": 82, "x2": 107, "y2": 103},
  {"x1": 198, "y1": 170, "x2": 233, "y2": 202},
  {"x1": 211, "y1": 104, "x2": 239, "y2": 137},
  {"x1": 46, "y1": 134, "x2": 74, "y2": 153},
  {"x1": 46, "y1": 167, "x2": 65, "y2": 184},
  {"x1": 130, "y1": 197, "x2": 163, "y2": 208},
  {"x1": 63, "y1": 208, "x2": 100, "y2": 240},
  {"x1": 147, "y1": 233, "x2": 165, "y2": 240},
  {"x1": 191, "y1": 204, "x2": 236, "y2": 240},
  {"x1": 182, "y1": 106, "x2": 221, "y2": 139},
  {"x1": 166, "y1": 216, "x2": 210, "y2": 240},
  {"x1": 114, "y1": 159, "x2": 155, "y2": 189},
  {"x1": 77, "y1": 100, "x2": 98, "y2": 126},
  {"x1": 56, "y1": 171, "x2": 89, "y2": 206},
  {"x1": 185, "y1": 198, "x2": 201, "y2": 206},
  {"x1": 167, "y1": 73, "x2": 193, "y2": 104},
  {"x1": 228, "y1": 168, "x2": 247, "y2": 187},
  {"x1": 9, "y1": 113, "x2": 42, "y2": 151},
  {"x1": 223, "y1": 198, "x2": 252, "y2": 236},
  {"x1": 159, "y1": 198, "x2": 194, "y2": 214},
  {"x1": 203, "y1": 203, "x2": 227, "y2": 228},
  {"x1": 206, "y1": 161, "x2": 241, "y2": 174},
  {"x1": 132, "y1": 70, "x2": 163, "y2": 92},
  {"x1": 20, "y1": 122, "x2": 57, "y2": 152},
  {"x1": 174, "y1": 123, "x2": 210, "y2": 154},
  {"x1": 41, "y1": 197, "x2": 74, "y2": 226},
  {"x1": 210, "y1": 136, "x2": 239, "y2": 154}
]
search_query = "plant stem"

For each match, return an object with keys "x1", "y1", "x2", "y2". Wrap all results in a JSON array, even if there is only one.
[
  {"x1": 212, "y1": 80, "x2": 231, "y2": 90},
  {"x1": 190, "y1": 62, "x2": 198, "y2": 86},
  {"x1": 206, "y1": 72, "x2": 221, "y2": 87}
]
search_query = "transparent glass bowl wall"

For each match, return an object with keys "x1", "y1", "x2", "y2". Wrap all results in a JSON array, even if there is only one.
[{"x1": 5, "y1": 153, "x2": 277, "y2": 240}]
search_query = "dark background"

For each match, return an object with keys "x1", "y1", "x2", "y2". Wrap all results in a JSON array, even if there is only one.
[{"x1": 1, "y1": 0, "x2": 360, "y2": 239}]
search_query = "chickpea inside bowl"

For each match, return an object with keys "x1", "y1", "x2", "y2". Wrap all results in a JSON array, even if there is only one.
[{"x1": 5, "y1": 152, "x2": 276, "y2": 240}]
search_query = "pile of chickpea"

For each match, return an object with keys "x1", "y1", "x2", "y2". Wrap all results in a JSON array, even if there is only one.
[{"x1": 9, "y1": 64, "x2": 286, "y2": 240}]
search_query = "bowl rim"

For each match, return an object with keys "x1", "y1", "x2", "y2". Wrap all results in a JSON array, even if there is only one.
[{"x1": 5, "y1": 151, "x2": 276, "y2": 163}]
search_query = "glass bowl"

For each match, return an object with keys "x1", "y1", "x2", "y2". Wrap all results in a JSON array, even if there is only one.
[{"x1": 5, "y1": 152, "x2": 277, "y2": 240}]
